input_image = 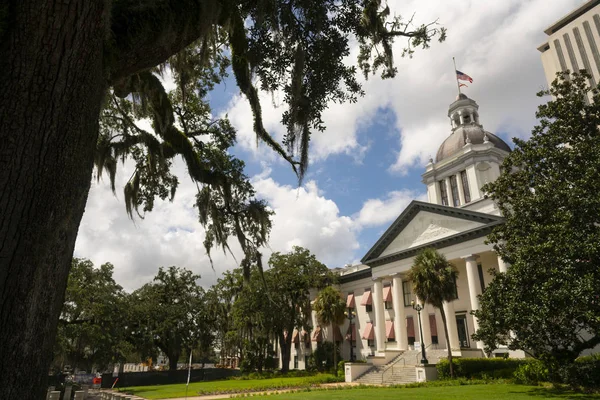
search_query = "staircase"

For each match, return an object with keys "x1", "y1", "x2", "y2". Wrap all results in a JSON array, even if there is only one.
[{"x1": 354, "y1": 348, "x2": 451, "y2": 385}]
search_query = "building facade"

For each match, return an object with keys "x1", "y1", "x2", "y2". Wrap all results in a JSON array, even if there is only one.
[
  {"x1": 538, "y1": 0, "x2": 600, "y2": 88},
  {"x1": 280, "y1": 93, "x2": 522, "y2": 370}
]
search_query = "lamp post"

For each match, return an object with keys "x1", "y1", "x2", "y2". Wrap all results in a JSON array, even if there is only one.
[
  {"x1": 411, "y1": 300, "x2": 429, "y2": 365},
  {"x1": 344, "y1": 308, "x2": 356, "y2": 362}
]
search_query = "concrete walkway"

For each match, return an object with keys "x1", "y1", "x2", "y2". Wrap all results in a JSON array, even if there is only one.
[{"x1": 158, "y1": 382, "x2": 362, "y2": 400}]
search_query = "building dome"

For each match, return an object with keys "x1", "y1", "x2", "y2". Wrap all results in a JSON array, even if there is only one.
[
  {"x1": 436, "y1": 125, "x2": 511, "y2": 162},
  {"x1": 436, "y1": 93, "x2": 511, "y2": 162}
]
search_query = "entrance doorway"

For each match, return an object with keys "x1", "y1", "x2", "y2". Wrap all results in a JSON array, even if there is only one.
[{"x1": 455, "y1": 314, "x2": 469, "y2": 348}]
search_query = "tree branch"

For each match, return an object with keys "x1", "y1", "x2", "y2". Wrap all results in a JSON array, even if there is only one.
[{"x1": 107, "y1": 0, "x2": 220, "y2": 83}]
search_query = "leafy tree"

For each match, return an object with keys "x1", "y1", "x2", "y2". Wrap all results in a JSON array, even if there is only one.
[
  {"x1": 408, "y1": 248, "x2": 459, "y2": 378},
  {"x1": 205, "y1": 270, "x2": 244, "y2": 367},
  {"x1": 52, "y1": 258, "x2": 129, "y2": 373},
  {"x1": 307, "y1": 341, "x2": 340, "y2": 372},
  {"x1": 128, "y1": 266, "x2": 212, "y2": 374},
  {"x1": 0, "y1": 1, "x2": 445, "y2": 396},
  {"x1": 473, "y1": 71, "x2": 600, "y2": 375},
  {"x1": 266, "y1": 246, "x2": 332, "y2": 372},
  {"x1": 232, "y1": 265, "x2": 279, "y2": 373},
  {"x1": 313, "y1": 286, "x2": 346, "y2": 376}
]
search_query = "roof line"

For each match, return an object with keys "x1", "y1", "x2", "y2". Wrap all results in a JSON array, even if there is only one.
[
  {"x1": 363, "y1": 220, "x2": 503, "y2": 267},
  {"x1": 543, "y1": 0, "x2": 600, "y2": 36},
  {"x1": 360, "y1": 200, "x2": 503, "y2": 263}
]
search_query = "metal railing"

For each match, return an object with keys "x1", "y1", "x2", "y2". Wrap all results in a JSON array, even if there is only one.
[{"x1": 380, "y1": 353, "x2": 407, "y2": 384}]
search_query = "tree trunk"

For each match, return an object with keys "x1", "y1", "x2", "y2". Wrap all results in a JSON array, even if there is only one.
[
  {"x1": 168, "y1": 351, "x2": 180, "y2": 375},
  {"x1": 0, "y1": 2, "x2": 108, "y2": 399},
  {"x1": 278, "y1": 332, "x2": 291, "y2": 373},
  {"x1": 439, "y1": 307, "x2": 455, "y2": 378},
  {"x1": 331, "y1": 323, "x2": 337, "y2": 376}
]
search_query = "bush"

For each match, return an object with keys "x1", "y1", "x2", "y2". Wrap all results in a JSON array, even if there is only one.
[
  {"x1": 558, "y1": 354, "x2": 600, "y2": 392},
  {"x1": 513, "y1": 359, "x2": 548, "y2": 385},
  {"x1": 437, "y1": 357, "x2": 529, "y2": 379}
]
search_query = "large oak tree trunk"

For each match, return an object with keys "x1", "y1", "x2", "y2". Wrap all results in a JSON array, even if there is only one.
[{"x1": 0, "y1": 1, "x2": 107, "y2": 399}]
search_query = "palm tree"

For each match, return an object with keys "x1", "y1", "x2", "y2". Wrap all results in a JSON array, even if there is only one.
[
  {"x1": 408, "y1": 248, "x2": 459, "y2": 378},
  {"x1": 313, "y1": 286, "x2": 346, "y2": 375}
]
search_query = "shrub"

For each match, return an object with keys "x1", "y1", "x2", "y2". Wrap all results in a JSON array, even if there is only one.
[
  {"x1": 558, "y1": 354, "x2": 600, "y2": 392},
  {"x1": 437, "y1": 357, "x2": 529, "y2": 379},
  {"x1": 513, "y1": 359, "x2": 548, "y2": 385}
]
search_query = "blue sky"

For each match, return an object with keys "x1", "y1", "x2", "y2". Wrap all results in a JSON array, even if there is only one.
[{"x1": 74, "y1": 0, "x2": 583, "y2": 290}]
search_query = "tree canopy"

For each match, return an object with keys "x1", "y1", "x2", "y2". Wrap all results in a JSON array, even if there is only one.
[
  {"x1": 128, "y1": 266, "x2": 212, "y2": 373},
  {"x1": 313, "y1": 285, "x2": 346, "y2": 375},
  {"x1": 53, "y1": 259, "x2": 130, "y2": 373},
  {"x1": 473, "y1": 71, "x2": 600, "y2": 370},
  {"x1": 96, "y1": 0, "x2": 446, "y2": 279}
]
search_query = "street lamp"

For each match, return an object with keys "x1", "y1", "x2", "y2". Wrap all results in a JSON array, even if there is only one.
[
  {"x1": 411, "y1": 300, "x2": 429, "y2": 365},
  {"x1": 344, "y1": 308, "x2": 356, "y2": 362}
]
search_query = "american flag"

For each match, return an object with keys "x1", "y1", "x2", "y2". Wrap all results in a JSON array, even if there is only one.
[{"x1": 456, "y1": 70, "x2": 473, "y2": 83}]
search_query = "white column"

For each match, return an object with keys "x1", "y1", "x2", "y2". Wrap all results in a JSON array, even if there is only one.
[
  {"x1": 372, "y1": 278, "x2": 386, "y2": 353},
  {"x1": 392, "y1": 274, "x2": 408, "y2": 350},
  {"x1": 458, "y1": 111, "x2": 464, "y2": 125},
  {"x1": 456, "y1": 174, "x2": 466, "y2": 205},
  {"x1": 497, "y1": 254, "x2": 509, "y2": 273},
  {"x1": 415, "y1": 296, "x2": 432, "y2": 349},
  {"x1": 463, "y1": 254, "x2": 484, "y2": 349},
  {"x1": 443, "y1": 300, "x2": 460, "y2": 350},
  {"x1": 445, "y1": 177, "x2": 453, "y2": 207}
]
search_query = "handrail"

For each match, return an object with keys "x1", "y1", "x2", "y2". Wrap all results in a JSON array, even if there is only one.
[
  {"x1": 415, "y1": 343, "x2": 436, "y2": 365},
  {"x1": 380, "y1": 353, "x2": 407, "y2": 384}
]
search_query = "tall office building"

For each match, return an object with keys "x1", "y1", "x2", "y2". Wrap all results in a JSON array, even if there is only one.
[{"x1": 538, "y1": 0, "x2": 600, "y2": 88}]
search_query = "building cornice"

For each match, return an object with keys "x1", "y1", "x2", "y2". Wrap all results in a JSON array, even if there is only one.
[
  {"x1": 360, "y1": 200, "x2": 504, "y2": 264},
  {"x1": 543, "y1": 0, "x2": 600, "y2": 36},
  {"x1": 363, "y1": 220, "x2": 502, "y2": 268}
]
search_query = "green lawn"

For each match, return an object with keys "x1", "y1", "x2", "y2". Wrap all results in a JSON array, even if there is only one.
[
  {"x1": 248, "y1": 385, "x2": 600, "y2": 400},
  {"x1": 125, "y1": 374, "x2": 340, "y2": 399}
]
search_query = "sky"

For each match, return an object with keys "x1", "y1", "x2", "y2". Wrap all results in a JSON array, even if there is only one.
[{"x1": 74, "y1": 0, "x2": 583, "y2": 291}]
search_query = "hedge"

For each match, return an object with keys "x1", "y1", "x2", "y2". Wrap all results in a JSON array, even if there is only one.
[
  {"x1": 559, "y1": 354, "x2": 600, "y2": 392},
  {"x1": 437, "y1": 357, "x2": 530, "y2": 379}
]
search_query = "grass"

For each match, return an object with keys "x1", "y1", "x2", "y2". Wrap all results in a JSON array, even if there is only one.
[
  {"x1": 125, "y1": 374, "x2": 340, "y2": 399},
  {"x1": 244, "y1": 384, "x2": 600, "y2": 399}
]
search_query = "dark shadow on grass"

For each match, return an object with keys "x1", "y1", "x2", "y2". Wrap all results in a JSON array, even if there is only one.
[{"x1": 522, "y1": 387, "x2": 600, "y2": 399}]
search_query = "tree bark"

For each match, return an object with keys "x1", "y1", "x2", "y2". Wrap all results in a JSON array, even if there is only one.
[
  {"x1": 168, "y1": 351, "x2": 180, "y2": 375},
  {"x1": 331, "y1": 323, "x2": 337, "y2": 376},
  {"x1": 439, "y1": 307, "x2": 454, "y2": 378},
  {"x1": 0, "y1": 1, "x2": 108, "y2": 399},
  {"x1": 278, "y1": 333, "x2": 291, "y2": 373}
]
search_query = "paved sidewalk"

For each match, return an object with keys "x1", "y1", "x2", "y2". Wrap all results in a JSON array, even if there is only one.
[{"x1": 157, "y1": 382, "x2": 362, "y2": 400}]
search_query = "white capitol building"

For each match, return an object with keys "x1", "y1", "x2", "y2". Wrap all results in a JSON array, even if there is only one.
[{"x1": 279, "y1": 92, "x2": 522, "y2": 374}]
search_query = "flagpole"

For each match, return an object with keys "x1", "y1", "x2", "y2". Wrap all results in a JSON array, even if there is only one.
[
  {"x1": 185, "y1": 350, "x2": 193, "y2": 400},
  {"x1": 453, "y1": 57, "x2": 461, "y2": 95}
]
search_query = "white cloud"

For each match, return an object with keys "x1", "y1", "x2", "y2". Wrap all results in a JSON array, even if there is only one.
[
  {"x1": 224, "y1": 1, "x2": 581, "y2": 172},
  {"x1": 355, "y1": 190, "x2": 427, "y2": 228}
]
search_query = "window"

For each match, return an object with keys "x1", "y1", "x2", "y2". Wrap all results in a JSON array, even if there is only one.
[
  {"x1": 429, "y1": 314, "x2": 439, "y2": 345},
  {"x1": 460, "y1": 170, "x2": 471, "y2": 203},
  {"x1": 451, "y1": 275, "x2": 459, "y2": 300},
  {"x1": 295, "y1": 341, "x2": 299, "y2": 350},
  {"x1": 477, "y1": 263, "x2": 485, "y2": 293},
  {"x1": 293, "y1": 356, "x2": 298, "y2": 369},
  {"x1": 403, "y1": 281, "x2": 413, "y2": 307},
  {"x1": 368, "y1": 339, "x2": 375, "y2": 347},
  {"x1": 554, "y1": 39, "x2": 568, "y2": 72},
  {"x1": 366, "y1": 304, "x2": 373, "y2": 312},
  {"x1": 407, "y1": 316, "x2": 416, "y2": 345},
  {"x1": 304, "y1": 356, "x2": 309, "y2": 366},
  {"x1": 383, "y1": 285, "x2": 392, "y2": 309},
  {"x1": 439, "y1": 181, "x2": 449, "y2": 206},
  {"x1": 449, "y1": 175, "x2": 460, "y2": 206}
]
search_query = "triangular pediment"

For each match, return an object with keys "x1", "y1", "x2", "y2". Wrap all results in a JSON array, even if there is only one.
[
  {"x1": 361, "y1": 201, "x2": 503, "y2": 264},
  {"x1": 379, "y1": 211, "x2": 484, "y2": 257}
]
